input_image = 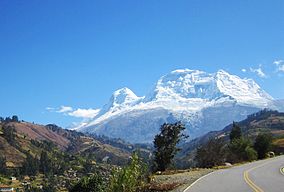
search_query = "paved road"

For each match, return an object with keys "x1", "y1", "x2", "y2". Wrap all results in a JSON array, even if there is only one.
[{"x1": 184, "y1": 155, "x2": 284, "y2": 192}]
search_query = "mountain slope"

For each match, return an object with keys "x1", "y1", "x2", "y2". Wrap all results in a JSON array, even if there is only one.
[
  {"x1": 0, "y1": 120, "x2": 131, "y2": 168},
  {"x1": 77, "y1": 69, "x2": 279, "y2": 143},
  {"x1": 177, "y1": 109, "x2": 284, "y2": 167}
]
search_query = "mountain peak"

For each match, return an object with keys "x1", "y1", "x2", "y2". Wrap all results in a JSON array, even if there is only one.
[
  {"x1": 216, "y1": 69, "x2": 229, "y2": 75},
  {"x1": 113, "y1": 87, "x2": 136, "y2": 97},
  {"x1": 100, "y1": 87, "x2": 142, "y2": 113},
  {"x1": 145, "y1": 69, "x2": 273, "y2": 104},
  {"x1": 111, "y1": 87, "x2": 140, "y2": 105},
  {"x1": 214, "y1": 70, "x2": 273, "y2": 105}
]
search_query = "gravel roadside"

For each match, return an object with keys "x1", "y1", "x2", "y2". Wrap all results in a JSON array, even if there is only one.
[{"x1": 148, "y1": 169, "x2": 214, "y2": 192}]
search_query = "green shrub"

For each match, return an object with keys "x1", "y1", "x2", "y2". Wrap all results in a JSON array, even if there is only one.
[
  {"x1": 108, "y1": 152, "x2": 147, "y2": 192},
  {"x1": 254, "y1": 133, "x2": 272, "y2": 159},
  {"x1": 195, "y1": 137, "x2": 226, "y2": 168},
  {"x1": 245, "y1": 146, "x2": 258, "y2": 161},
  {"x1": 228, "y1": 138, "x2": 257, "y2": 162},
  {"x1": 70, "y1": 173, "x2": 105, "y2": 192}
]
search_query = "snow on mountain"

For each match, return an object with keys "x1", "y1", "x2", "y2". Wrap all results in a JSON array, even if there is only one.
[
  {"x1": 76, "y1": 69, "x2": 277, "y2": 143},
  {"x1": 146, "y1": 69, "x2": 273, "y2": 106},
  {"x1": 101, "y1": 87, "x2": 143, "y2": 112}
]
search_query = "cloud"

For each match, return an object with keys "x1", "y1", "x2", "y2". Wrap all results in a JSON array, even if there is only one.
[
  {"x1": 45, "y1": 107, "x2": 55, "y2": 111},
  {"x1": 241, "y1": 69, "x2": 247, "y2": 73},
  {"x1": 250, "y1": 66, "x2": 267, "y2": 78},
  {"x1": 68, "y1": 108, "x2": 100, "y2": 118},
  {"x1": 278, "y1": 65, "x2": 284, "y2": 72},
  {"x1": 56, "y1": 106, "x2": 73, "y2": 113},
  {"x1": 273, "y1": 60, "x2": 284, "y2": 72},
  {"x1": 273, "y1": 60, "x2": 283, "y2": 66},
  {"x1": 46, "y1": 105, "x2": 99, "y2": 119}
]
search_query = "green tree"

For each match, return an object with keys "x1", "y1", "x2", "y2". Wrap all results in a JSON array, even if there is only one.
[
  {"x1": 0, "y1": 155, "x2": 7, "y2": 175},
  {"x1": 153, "y1": 122, "x2": 187, "y2": 171},
  {"x1": 82, "y1": 159, "x2": 93, "y2": 174},
  {"x1": 108, "y1": 152, "x2": 146, "y2": 192},
  {"x1": 228, "y1": 138, "x2": 257, "y2": 163},
  {"x1": 25, "y1": 187, "x2": 42, "y2": 192},
  {"x1": 39, "y1": 151, "x2": 52, "y2": 175},
  {"x1": 21, "y1": 153, "x2": 39, "y2": 176},
  {"x1": 229, "y1": 122, "x2": 241, "y2": 142},
  {"x1": 11, "y1": 115, "x2": 19, "y2": 122},
  {"x1": 3, "y1": 125, "x2": 16, "y2": 145},
  {"x1": 4, "y1": 117, "x2": 12, "y2": 123},
  {"x1": 195, "y1": 137, "x2": 226, "y2": 168},
  {"x1": 245, "y1": 146, "x2": 258, "y2": 161},
  {"x1": 70, "y1": 172, "x2": 106, "y2": 192},
  {"x1": 42, "y1": 174, "x2": 56, "y2": 192},
  {"x1": 254, "y1": 133, "x2": 272, "y2": 159}
]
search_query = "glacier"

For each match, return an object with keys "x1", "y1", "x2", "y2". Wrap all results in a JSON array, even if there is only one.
[{"x1": 75, "y1": 69, "x2": 278, "y2": 143}]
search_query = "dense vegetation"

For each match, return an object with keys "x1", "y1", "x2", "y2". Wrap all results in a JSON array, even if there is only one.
[
  {"x1": 0, "y1": 116, "x2": 133, "y2": 191},
  {"x1": 195, "y1": 137, "x2": 226, "y2": 168},
  {"x1": 70, "y1": 173, "x2": 106, "y2": 192},
  {"x1": 108, "y1": 152, "x2": 147, "y2": 192},
  {"x1": 196, "y1": 121, "x2": 273, "y2": 168}
]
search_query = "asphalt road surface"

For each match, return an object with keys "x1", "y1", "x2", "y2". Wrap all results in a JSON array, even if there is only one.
[{"x1": 184, "y1": 155, "x2": 284, "y2": 192}]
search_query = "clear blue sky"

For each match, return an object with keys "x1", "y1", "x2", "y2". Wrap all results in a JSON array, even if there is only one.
[{"x1": 0, "y1": 0, "x2": 283, "y2": 127}]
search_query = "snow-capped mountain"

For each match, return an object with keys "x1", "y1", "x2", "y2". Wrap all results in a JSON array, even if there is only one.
[{"x1": 76, "y1": 69, "x2": 278, "y2": 143}]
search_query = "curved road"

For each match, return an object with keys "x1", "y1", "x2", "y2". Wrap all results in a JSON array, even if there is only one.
[{"x1": 184, "y1": 155, "x2": 284, "y2": 192}]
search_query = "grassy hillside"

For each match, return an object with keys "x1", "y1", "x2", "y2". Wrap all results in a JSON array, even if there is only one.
[{"x1": 0, "y1": 120, "x2": 133, "y2": 169}]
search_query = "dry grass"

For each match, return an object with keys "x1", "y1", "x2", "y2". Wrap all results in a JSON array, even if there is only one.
[
  {"x1": 273, "y1": 138, "x2": 284, "y2": 147},
  {"x1": 144, "y1": 168, "x2": 213, "y2": 192},
  {"x1": 145, "y1": 182, "x2": 182, "y2": 191}
]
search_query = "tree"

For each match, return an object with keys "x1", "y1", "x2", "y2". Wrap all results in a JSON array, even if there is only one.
[
  {"x1": 82, "y1": 159, "x2": 93, "y2": 174},
  {"x1": 70, "y1": 172, "x2": 106, "y2": 192},
  {"x1": 0, "y1": 155, "x2": 7, "y2": 175},
  {"x1": 4, "y1": 117, "x2": 12, "y2": 123},
  {"x1": 3, "y1": 125, "x2": 16, "y2": 144},
  {"x1": 228, "y1": 137, "x2": 257, "y2": 163},
  {"x1": 39, "y1": 151, "x2": 52, "y2": 175},
  {"x1": 195, "y1": 137, "x2": 226, "y2": 168},
  {"x1": 153, "y1": 122, "x2": 187, "y2": 171},
  {"x1": 108, "y1": 152, "x2": 146, "y2": 192},
  {"x1": 245, "y1": 146, "x2": 258, "y2": 161},
  {"x1": 42, "y1": 174, "x2": 56, "y2": 192},
  {"x1": 21, "y1": 153, "x2": 39, "y2": 176},
  {"x1": 229, "y1": 122, "x2": 241, "y2": 142},
  {"x1": 254, "y1": 133, "x2": 272, "y2": 159},
  {"x1": 11, "y1": 115, "x2": 19, "y2": 122}
]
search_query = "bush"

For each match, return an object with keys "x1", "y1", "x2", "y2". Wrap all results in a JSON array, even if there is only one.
[
  {"x1": 254, "y1": 133, "x2": 273, "y2": 159},
  {"x1": 108, "y1": 152, "x2": 147, "y2": 192},
  {"x1": 21, "y1": 153, "x2": 39, "y2": 176},
  {"x1": 195, "y1": 137, "x2": 226, "y2": 168},
  {"x1": 3, "y1": 125, "x2": 16, "y2": 144},
  {"x1": 70, "y1": 173, "x2": 105, "y2": 192},
  {"x1": 245, "y1": 146, "x2": 258, "y2": 161},
  {"x1": 230, "y1": 122, "x2": 242, "y2": 141},
  {"x1": 228, "y1": 138, "x2": 257, "y2": 163}
]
